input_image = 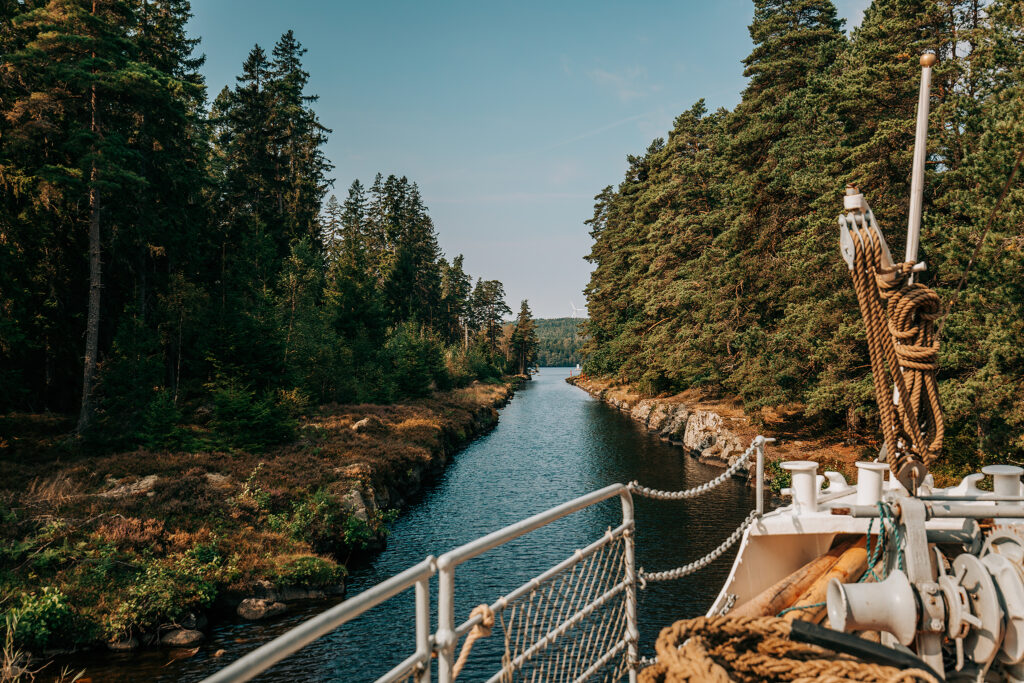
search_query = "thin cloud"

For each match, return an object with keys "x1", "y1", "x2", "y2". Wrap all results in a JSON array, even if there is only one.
[{"x1": 587, "y1": 66, "x2": 662, "y2": 102}]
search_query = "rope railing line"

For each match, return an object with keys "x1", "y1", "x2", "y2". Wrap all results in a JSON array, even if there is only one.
[
  {"x1": 628, "y1": 440, "x2": 758, "y2": 500},
  {"x1": 637, "y1": 510, "x2": 757, "y2": 589}
]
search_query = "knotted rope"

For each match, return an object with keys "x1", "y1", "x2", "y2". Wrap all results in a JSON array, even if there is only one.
[
  {"x1": 451, "y1": 604, "x2": 494, "y2": 680},
  {"x1": 638, "y1": 616, "x2": 939, "y2": 683},
  {"x1": 846, "y1": 208, "x2": 944, "y2": 483}
]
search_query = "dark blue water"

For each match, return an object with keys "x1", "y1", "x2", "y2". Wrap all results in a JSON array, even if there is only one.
[{"x1": 74, "y1": 367, "x2": 754, "y2": 681}]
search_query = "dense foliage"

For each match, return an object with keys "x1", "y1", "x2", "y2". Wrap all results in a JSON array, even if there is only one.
[
  {"x1": 534, "y1": 318, "x2": 585, "y2": 367},
  {"x1": 0, "y1": 0, "x2": 526, "y2": 450},
  {"x1": 582, "y1": 0, "x2": 1024, "y2": 472}
]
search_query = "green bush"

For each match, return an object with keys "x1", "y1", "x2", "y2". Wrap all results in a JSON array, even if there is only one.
[
  {"x1": 269, "y1": 489, "x2": 346, "y2": 555},
  {"x1": 209, "y1": 378, "x2": 296, "y2": 451},
  {"x1": 88, "y1": 315, "x2": 164, "y2": 448},
  {"x1": 466, "y1": 341, "x2": 500, "y2": 380},
  {"x1": 341, "y1": 509, "x2": 397, "y2": 549},
  {"x1": 766, "y1": 459, "x2": 791, "y2": 495},
  {"x1": 269, "y1": 490, "x2": 398, "y2": 556},
  {"x1": 276, "y1": 556, "x2": 346, "y2": 587},
  {"x1": 7, "y1": 588, "x2": 85, "y2": 651},
  {"x1": 105, "y1": 550, "x2": 231, "y2": 639},
  {"x1": 137, "y1": 389, "x2": 193, "y2": 450}
]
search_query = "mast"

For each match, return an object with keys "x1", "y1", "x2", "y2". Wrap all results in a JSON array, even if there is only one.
[{"x1": 904, "y1": 52, "x2": 937, "y2": 281}]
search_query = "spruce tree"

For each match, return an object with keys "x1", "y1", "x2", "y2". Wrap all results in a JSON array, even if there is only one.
[{"x1": 510, "y1": 300, "x2": 539, "y2": 376}]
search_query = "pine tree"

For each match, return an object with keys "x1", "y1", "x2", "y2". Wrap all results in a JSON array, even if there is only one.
[
  {"x1": 509, "y1": 300, "x2": 539, "y2": 376},
  {"x1": 470, "y1": 279, "x2": 511, "y2": 356}
]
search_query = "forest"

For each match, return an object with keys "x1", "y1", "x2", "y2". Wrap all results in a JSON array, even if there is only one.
[
  {"x1": 534, "y1": 318, "x2": 585, "y2": 367},
  {"x1": 582, "y1": 0, "x2": 1024, "y2": 474},
  {"x1": 0, "y1": 0, "x2": 539, "y2": 453}
]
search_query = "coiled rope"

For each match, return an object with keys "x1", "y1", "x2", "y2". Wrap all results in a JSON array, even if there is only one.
[
  {"x1": 638, "y1": 616, "x2": 939, "y2": 683},
  {"x1": 845, "y1": 206, "x2": 944, "y2": 482}
]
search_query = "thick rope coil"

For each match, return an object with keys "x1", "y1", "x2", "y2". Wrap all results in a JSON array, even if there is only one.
[
  {"x1": 845, "y1": 209, "x2": 944, "y2": 480},
  {"x1": 638, "y1": 510, "x2": 756, "y2": 588},
  {"x1": 451, "y1": 604, "x2": 494, "y2": 680},
  {"x1": 638, "y1": 615, "x2": 940, "y2": 683},
  {"x1": 630, "y1": 441, "x2": 757, "y2": 500}
]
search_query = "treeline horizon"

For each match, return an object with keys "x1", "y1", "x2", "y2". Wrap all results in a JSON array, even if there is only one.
[
  {"x1": 0, "y1": 1, "x2": 539, "y2": 451},
  {"x1": 582, "y1": 0, "x2": 1024, "y2": 472},
  {"x1": 532, "y1": 318, "x2": 585, "y2": 367}
]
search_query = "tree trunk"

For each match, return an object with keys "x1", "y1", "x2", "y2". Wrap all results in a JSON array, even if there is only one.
[{"x1": 78, "y1": 77, "x2": 101, "y2": 433}]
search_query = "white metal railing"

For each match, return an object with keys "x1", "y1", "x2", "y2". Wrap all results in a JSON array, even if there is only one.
[
  {"x1": 202, "y1": 557, "x2": 436, "y2": 683},
  {"x1": 201, "y1": 437, "x2": 772, "y2": 683}
]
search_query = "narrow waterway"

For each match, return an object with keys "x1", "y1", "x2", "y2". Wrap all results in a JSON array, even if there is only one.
[{"x1": 74, "y1": 367, "x2": 754, "y2": 681}]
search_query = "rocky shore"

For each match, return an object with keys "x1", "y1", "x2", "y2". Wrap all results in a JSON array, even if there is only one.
[
  {"x1": 1, "y1": 379, "x2": 521, "y2": 659},
  {"x1": 567, "y1": 376, "x2": 763, "y2": 478}
]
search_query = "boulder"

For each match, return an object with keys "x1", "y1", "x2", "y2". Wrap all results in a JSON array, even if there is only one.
[
  {"x1": 160, "y1": 629, "x2": 204, "y2": 647},
  {"x1": 340, "y1": 488, "x2": 370, "y2": 522},
  {"x1": 237, "y1": 598, "x2": 287, "y2": 621},
  {"x1": 683, "y1": 411, "x2": 723, "y2": 453},
  {"x1": 204, "y1": 473, "x2": 232, "y2": 489},
  {"x1": 107, "y1": 637, "x2": 139, "y2": 652},
  {"x1": 351, "y1": 415, "x2": 386, "y2": 434},
  {"x1": 99, "y1": 474, "x2": 160, "y2": 498}
]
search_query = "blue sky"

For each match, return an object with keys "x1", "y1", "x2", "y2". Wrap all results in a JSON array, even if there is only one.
[{"x1": 188, "y1": 0, "x2": 869, "y2": 318}]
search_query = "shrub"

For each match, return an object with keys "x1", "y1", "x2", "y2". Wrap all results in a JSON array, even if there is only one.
[
  {"x1": 137, "y1": 389, "x2": 193, "y2": 450},
  {"x1": 466, "y1": 342, "x2": 500, "y2": 380},
  {"x1": 209, "y1": 378, "x2": 296, "y2": 451},
  {"x1": 7, "y1": 588, "x2": 85, "y2": 651},
  {"x1": 766, "y1": 459, "x2": 791, "y2": 495},
  {"x1": 105, "y1": 550, "x2": 232, "y2": 639},
  {"x1": 342, "y1": 509, "x2": 398, "y2": 550},
  {"x1": 276, "y1": 556, "x2": 346, "y2": 587},
  {"x1": 269, "y1": 489, "x2": 346, "y2": 555},
  {"x1": 88, "y1": 316, "x2": 164, "y2": 448}
]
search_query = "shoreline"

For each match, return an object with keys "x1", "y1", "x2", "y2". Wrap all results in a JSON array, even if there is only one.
[
  {"x1": 1, "y1": 377, "x2": 523, "y2": 664},
  {"x1": 565, "y1": 376, "x2": 865, "y2": 492}
]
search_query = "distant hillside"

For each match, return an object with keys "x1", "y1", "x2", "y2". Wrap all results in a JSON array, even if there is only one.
[{"x1": 535, "y1": 317, "x2": 586, "y2": 367}]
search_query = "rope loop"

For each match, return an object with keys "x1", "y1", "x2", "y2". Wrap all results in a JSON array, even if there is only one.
[{"x1": 451, "y1": 604, "x2": 495, "y2": 680}]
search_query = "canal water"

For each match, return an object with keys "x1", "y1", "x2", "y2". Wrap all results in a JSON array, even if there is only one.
[{"x1": 72, "y1": 367, "x2": 754, "y2": 681}]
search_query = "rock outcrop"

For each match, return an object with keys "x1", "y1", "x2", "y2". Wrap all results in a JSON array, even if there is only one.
[{"x1": 568, "y1": 378, "x2": 755, "y2": 480}]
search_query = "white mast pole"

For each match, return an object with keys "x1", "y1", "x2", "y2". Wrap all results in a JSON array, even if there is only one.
[{"x1": 905, "y1": 52, "x2": 937, "y2": 279}]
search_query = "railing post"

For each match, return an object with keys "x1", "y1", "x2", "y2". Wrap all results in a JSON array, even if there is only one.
[
  {"x1": 755, "y1": 436, "x2": 775, "y2": 518},
  {"x1": 437, "y1": 558, "x2": 457, "y2": 683},
  {"x1": 415, "y1": 568, "x2": 432, "y2": 683},
  {"x1": 755, "y1": 437, "x2": 765, "y2": 517},
  {"x1": 620, "y1": 489, "x2": 638, "y2": 683}
]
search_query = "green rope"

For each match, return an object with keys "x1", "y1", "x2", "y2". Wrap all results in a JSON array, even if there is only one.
[
  {"x1": 776, "y1": 601, "x2": 827, "y2": 618},
  {"x1": 862, "y1": 501, "x2": 904, "y2": 583}
]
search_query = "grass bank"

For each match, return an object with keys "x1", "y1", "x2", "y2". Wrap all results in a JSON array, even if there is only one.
[{"x1": 0, "y1": 379, "x2": 518, "y2": 662}]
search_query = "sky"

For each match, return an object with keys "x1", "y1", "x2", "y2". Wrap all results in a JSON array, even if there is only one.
[{"x1": 188, "y1": 0, "x2": 870, "y2": 319}]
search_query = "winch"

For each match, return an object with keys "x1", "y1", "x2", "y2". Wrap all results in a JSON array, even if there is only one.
[{"x1": 827, "y1": 494, "x2": 1024, "y2": 681}]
